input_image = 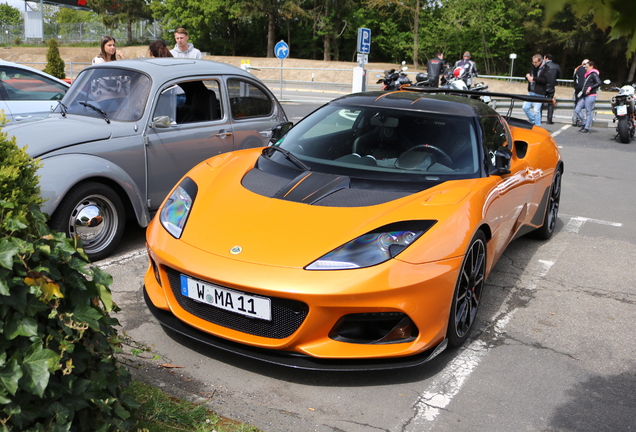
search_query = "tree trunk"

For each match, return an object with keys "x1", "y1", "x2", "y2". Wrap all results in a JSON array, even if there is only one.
[
  {"x1": 267, "y1": 11, "x2": 276, "y2": 58},
  {"x1": 413, "y1": 0, "x2": 420, "y2": 67},
  {"x1": 323, "y1": 35, "x2": 331, "y2": 61},
  {"x1": 127, "y1": 19, "x2": 132, "y2": 45},
  {"x1": 629, "y1": 55, "x2": 636, "y2": 82}
]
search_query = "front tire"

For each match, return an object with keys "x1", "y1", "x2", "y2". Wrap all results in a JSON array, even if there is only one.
[
  {"x1": 49, "y1": 182, "x2": 125, "y2": 262},
  {"x1": 447, "y1": 231, "x2": 487, "y2": 347},
  {"x1": 617, "y1": 117, "x2": 631, "y2": 143}
]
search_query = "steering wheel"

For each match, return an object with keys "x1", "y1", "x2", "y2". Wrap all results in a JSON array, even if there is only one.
[{"x1": 407, "y1": 144, "x2": 453, "y2": 166}]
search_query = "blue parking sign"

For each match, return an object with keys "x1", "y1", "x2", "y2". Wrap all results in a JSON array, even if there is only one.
[
  {"x1": 357, "y1": 28, "x2": 371, "y2": 54},
  {"x1": 275, "y1": 41, "x2": 289, "y2": 60}
]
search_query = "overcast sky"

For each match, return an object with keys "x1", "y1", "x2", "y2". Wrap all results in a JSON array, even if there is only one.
[{"x1": 5, "y1": 1, "x2": 27, "y2": 10}]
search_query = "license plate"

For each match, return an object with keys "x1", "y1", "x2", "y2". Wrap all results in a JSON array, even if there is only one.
[
  {"x1": 180, "y1": 275, "x2": 271, "y2": 321},
  {"x1": 617, "y1": 105, "x2": 628, "y2": 116}
]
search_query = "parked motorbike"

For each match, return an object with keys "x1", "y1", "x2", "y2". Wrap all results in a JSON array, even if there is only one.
[
  {"x1": 376, "y1": 61, "x2": 412, "y2": 91},
  {"x1": 414, "y1": 72, "x2": 435, "y2": 87},
  {"x1": 609, "y1": 82, "x2": 636, "y2": 144},
  {"x1": 439, "y1": 67, "x2": 496, "y2": 109}
]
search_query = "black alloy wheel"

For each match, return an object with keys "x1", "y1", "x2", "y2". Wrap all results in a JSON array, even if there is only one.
[
  {"x1": 532, "y1": 167, "x2": 562, "y2": 240},
  {"x1": 447, "y1": 231, "x2": 487, "y2": 347}
]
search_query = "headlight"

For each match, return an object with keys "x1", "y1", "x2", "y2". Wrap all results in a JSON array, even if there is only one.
[
  {"x1": 160, "y1": 177, "x2": 198, "y2": 239},
  {"x1": 306, "y1": 220, "x2": 436, "y2": 270}
]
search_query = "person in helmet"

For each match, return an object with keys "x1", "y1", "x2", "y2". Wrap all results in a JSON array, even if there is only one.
[{"x1": 454, "y1": 52, "x2": 478, "y2": 88}]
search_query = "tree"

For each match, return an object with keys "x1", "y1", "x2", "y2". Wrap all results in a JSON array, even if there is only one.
[
  {"x1": 87, "y1": 0, "x2": 152, "y2": 44},
  {"x1": 150, "y1": 0, "x2": 245, "y2": 55},
  {"x1": 365, "y1": 0, "x2": 422, "y2": 66},
  {"x1": 541, "y1": 0, "x2": 636, "y2": 81},
  {"x1": 43, "y1": 38, "x2": 65, "y2": 79},
  {"x1": 0, "y1": 2, "x2": 23, "y2": 26}
]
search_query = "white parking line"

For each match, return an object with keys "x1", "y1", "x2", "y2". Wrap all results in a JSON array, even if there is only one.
[
  {"x1": 561, "y1": 214, "x2": 622, "y2": 233},
  {"x1": 96, "y1": 248, "x2": 146, "y2": 269},
  {"x1": 551, "y1": 124, "x2": 571, "y2": 137}
]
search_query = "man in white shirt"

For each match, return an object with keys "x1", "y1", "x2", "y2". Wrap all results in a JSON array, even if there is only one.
[{"x1": 170, "y1": 28, "x2": 203, "y2": 59}]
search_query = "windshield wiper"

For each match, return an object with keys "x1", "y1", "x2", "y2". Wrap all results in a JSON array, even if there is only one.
[
  {"x1": 263, "y1": 145, "x2": 310, "y2": 171},
  {"x1": 79, "y1": 101, "x2": 110, "y2": 124},
  {"x1": 56, "y1": 101, "x2": 68, "y2": 117}
]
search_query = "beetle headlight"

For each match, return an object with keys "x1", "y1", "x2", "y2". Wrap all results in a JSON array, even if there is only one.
[
  {"x1": 160, "y1": 177, "x2": 198, "y2": 239},
  {"x1": 306, "y1": 221, "x2": 436, "y2": 270}
]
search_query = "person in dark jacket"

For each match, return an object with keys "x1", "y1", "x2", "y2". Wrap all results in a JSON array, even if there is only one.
[
  {"x1": 574, "y1": 60, "x2": 601, "y2": 134},
  {"x1": 543, "y1": 54, "x2": 561, "y2": 124},
  {"x1": 427, "y1": 52, "x2": 446, "y2": 88},
  {"x1": 572, "y1": 59, "x2": 589, "y2": 126},
  {"x1": 522, "y1": 54, "x2": 548, "y2": 126}
]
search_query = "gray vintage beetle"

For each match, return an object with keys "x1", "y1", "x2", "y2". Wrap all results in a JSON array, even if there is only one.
[{"x1": 3, "y1": 58, "x2": 288, "y2": 261}]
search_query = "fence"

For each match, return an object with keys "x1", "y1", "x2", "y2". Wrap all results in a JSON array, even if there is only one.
[{"x1": 1, "y1": 21, "x2": 159, "y2": 45}]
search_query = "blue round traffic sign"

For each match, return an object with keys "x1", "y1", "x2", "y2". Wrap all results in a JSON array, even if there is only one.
[{"x1": 275, "y1": 41, "x2": 289, "y2": 60}]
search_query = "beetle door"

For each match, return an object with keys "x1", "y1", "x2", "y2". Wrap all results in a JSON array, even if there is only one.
[{"x1": 144, "y1": 78, "x2": 234, "y2": 210}]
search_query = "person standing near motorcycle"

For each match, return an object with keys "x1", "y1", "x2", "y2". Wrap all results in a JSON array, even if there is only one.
[
  {"x1": 427, "y1": 52, "x2": 446, "y2": 87},
  {"x1": 572, "y1": 59, "x2": 589, "y2": 126},
  {"x1": 454, "y1": 51, "x2": 478, "y2": 88},
  {"x1": 523, "y1": 54, "x2": 548, "y2": 126},
  {"x1": 543, "y1": 54, "x2": 561, "y2": 124},
  {"x1": 574, "y1": 60, "x2": 601, "y2": 134}
]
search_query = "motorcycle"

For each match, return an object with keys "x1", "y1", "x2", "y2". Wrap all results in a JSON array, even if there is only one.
[
  {"x1": 609, "y1": 82, "x2": 636, "y2": 144},
  {"x1": 414, "y1": 72, "x2": 435, "y2": 87},
  {"x1": 376, "y1": 61, "x2": 412, "y2": 91},
  {"x1": 440, "y1": 67, "x2": 496, "y2": 109}
]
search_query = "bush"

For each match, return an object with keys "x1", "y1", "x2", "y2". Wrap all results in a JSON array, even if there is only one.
[
  {"x1": 0, "y1": 115, "x2": 136, "y2": 431},
  {"x1": 42, "y1": 38, "x2": 65, "y2": 79}
]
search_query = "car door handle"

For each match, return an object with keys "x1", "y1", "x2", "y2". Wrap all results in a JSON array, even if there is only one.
[
  {"x1": 215, "y1": 131, "x2": 233, "y2": 138},
  {"x1": 15, "y1": 116, "x2": 33, "y2": 121}
]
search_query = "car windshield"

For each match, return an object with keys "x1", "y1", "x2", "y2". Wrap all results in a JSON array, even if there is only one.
[
  {"x1": 61, "y1": 68, "x2": 151, "y2": 122},
  {"x1": 276, "y1": 104, "x2": 480, "y2": 179}
]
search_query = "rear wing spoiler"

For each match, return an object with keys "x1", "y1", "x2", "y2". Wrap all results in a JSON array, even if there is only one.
[{"x1": 401, "y1": 86, "x2": 555, "y2": 121}]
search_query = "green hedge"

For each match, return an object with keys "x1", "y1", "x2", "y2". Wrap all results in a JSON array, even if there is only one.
[{"x1": 0, "y1": 116, "x2": 136, "y2": 431}]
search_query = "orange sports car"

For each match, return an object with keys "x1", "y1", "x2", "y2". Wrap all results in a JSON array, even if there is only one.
[{"x1": 144, "y1": 88, "x2": 562, "y2": 370}]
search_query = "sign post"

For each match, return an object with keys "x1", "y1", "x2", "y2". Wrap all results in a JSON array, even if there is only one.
[
  {"x1": 354, "y1": 28, "x2": 371, "y2": 92},
  {"x1": 274, "y1": 40, "x2": 289, "y2": 99},
  {"x1": 509, "y1": 53, "x2": 517, "y2": 81}
]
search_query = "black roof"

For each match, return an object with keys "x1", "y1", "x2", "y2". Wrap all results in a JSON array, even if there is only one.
[{"x1": 330, "y1": 91, "x2": 497, "y2": 118}]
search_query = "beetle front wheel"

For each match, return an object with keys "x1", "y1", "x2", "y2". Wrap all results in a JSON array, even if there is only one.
[{"x1": 49, "y1": 182, "x2": 125, "y2": 262}]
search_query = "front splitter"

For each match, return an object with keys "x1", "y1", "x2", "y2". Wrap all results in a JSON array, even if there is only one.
[{"x1": 144, "y1": 286, "x2": 448, "y2": 371}]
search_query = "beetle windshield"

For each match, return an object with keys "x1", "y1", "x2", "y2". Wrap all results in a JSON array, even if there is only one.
[
  {"x1": 275, "y1": 104, "x2": 480, "y2": 179},
  {"x1": 61, "y1": 68, "x2": 151, "y2": 122}
]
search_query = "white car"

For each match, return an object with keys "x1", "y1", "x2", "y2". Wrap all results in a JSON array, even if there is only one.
[{"x1": 0, "y1": 59, "x2": 70, "y2": 123}]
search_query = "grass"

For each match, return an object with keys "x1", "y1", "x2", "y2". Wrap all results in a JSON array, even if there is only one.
[{"x1": 125, "y1": 380, "x2": 261, "y2": 432}]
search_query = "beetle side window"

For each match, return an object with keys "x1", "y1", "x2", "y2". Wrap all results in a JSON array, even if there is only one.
[
  {"x1": 480, "y1": 115, "x2": 508, "y2": 166},
  {"x1": 227, "y1": 79, "x2": 273, "y2": 119},
  {"x1": 157, "y1": 79, "x2": 223, "y2": 124},
  {"x1": 0, "y1": 67, "x2": 68, "y2": 101}
]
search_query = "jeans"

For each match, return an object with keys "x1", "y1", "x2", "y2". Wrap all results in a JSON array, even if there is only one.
[
  {"x1": 522, "y1": 92, "x2": 542, "y2": 126},
  {"x1": 574, "y1": 95, "x2": 596, "y2": 130}
]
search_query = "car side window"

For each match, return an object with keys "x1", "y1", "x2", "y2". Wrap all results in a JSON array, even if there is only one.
[
  {"x1": 155, "y1": 79, "x2": 222, "y2": 125},
  {"x1": 227, "y1": 78, "x2": 273, "y2": 119},
  {"x1": 480, "y1": 115, "x2": 508, "y2": 166},
  {"x1": 0, "y1": 67, "x2": 68, "y2": 101}
]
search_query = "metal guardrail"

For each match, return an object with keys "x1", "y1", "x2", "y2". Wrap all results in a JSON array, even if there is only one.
[{"x1": 16, "y1": 61, "x2": 90, "y2": 80}]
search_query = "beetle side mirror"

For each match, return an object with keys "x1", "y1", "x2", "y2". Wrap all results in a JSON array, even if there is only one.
[
  {"x1": 269, "y1": 121, "x2": 293, "y2": 144},
  {"x1": 152, "y1": 116, "x2": 172, "y2": 128},
  {"x1": 491, "y1": 146, "x2": 512, "y2": 175}
]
